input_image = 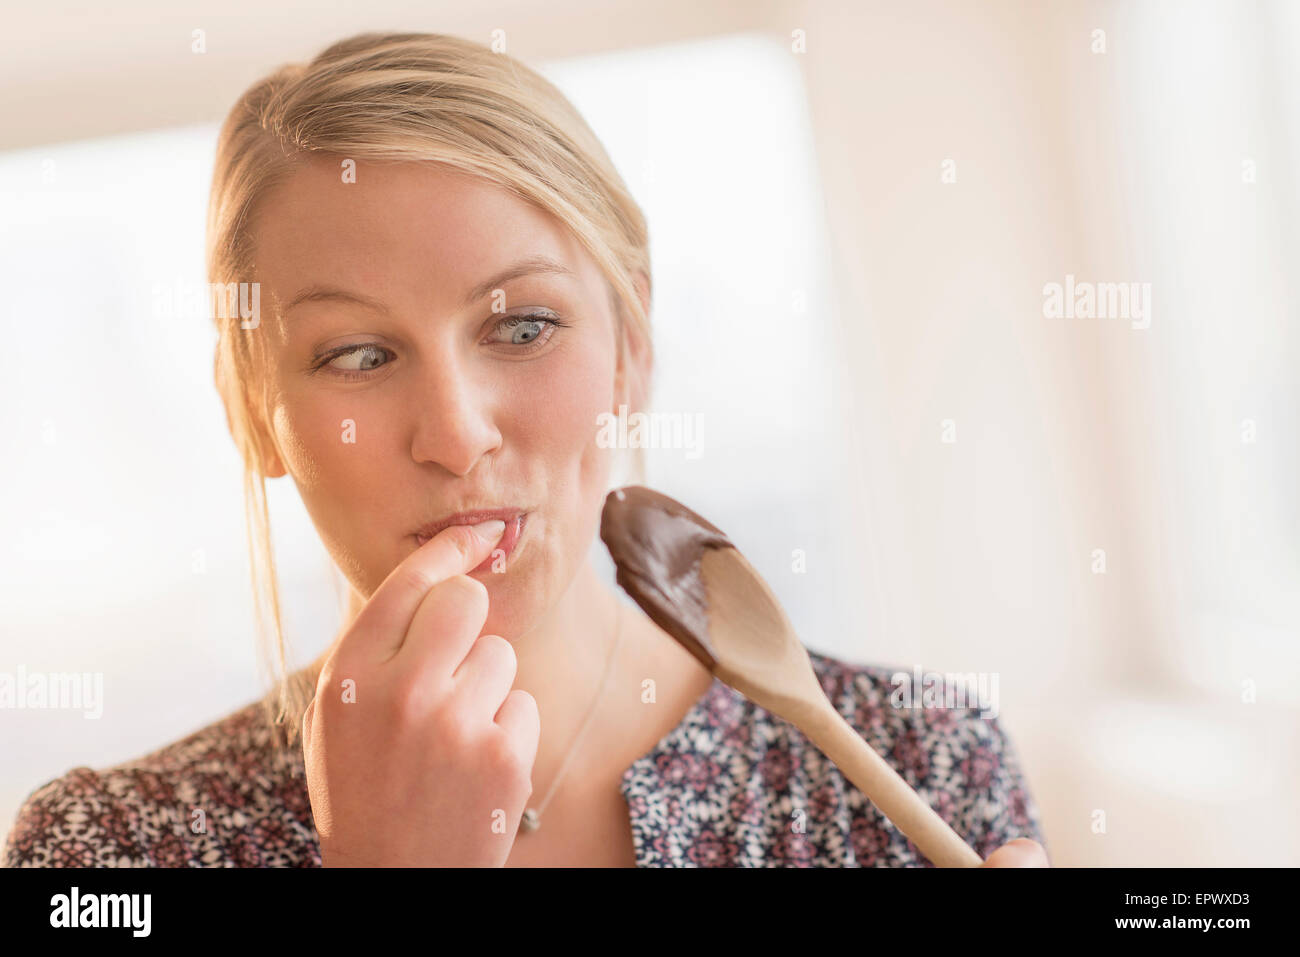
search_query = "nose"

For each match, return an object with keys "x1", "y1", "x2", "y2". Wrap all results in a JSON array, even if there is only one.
[{"x1": 408, "y1": 353, "x2": 503, "y2": 477}]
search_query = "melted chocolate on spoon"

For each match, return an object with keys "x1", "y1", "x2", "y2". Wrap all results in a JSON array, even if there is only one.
[{"x1": 599, "y1": 485, "x2": 735, "y2": 670}]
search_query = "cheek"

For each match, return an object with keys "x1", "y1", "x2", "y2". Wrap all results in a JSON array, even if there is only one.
[
  {"x1": 270, "y1": 395, "x2": 401, "y2": 592},
  {"x1": 507, "y1": 340, "x2": 617, "y2": 573},
  {"x1": 515, "y1": 339, "x2": 616, "y2": 477},
  {"x1": 269, "y1": 394, "x2": 401, "y2": 550},
  {"x1": 270, "y1": 398, "x2": 375, "y2": 491}
]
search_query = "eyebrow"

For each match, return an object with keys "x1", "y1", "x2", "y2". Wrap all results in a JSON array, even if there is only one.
[{"x1": 281, "y1": 255, "x2": 576, "y2": 317}]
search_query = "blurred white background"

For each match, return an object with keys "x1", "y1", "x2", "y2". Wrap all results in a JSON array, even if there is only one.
[{"x1": 2, "y1": 0, "x2": 1297, "y2": 867}]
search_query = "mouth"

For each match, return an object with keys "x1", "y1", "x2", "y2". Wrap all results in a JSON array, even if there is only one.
[{"x1": 413, "y1": 510, "x2": 528, "y2": 574}]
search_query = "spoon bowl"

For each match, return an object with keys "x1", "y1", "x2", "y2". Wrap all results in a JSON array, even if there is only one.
[{"x1": 601, "y1": 485, "x2": 984, "y2": 868}]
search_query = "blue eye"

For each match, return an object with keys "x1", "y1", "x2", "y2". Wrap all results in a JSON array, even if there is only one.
[
  {"x1": 489, "y1": 311, "x2": 569, "y2": 350},
  {"x1": 507, "y1": 317, "x2": 546, "y2": 344},
  {"x1": 311, "y1": 343, "x2": 395, "y2": 380},
  {"x1": 326, "y1": 344, "x2": 390, "y2": 373}
]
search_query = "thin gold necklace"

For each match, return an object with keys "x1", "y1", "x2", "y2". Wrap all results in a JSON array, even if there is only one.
[{"x1": 519, "y1": 598, "x2": 625, "y2": 834}]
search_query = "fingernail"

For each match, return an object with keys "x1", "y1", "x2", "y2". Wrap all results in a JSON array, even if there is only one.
[{"x1": 472, "y1": 519, "x2": 506, "y2": 542}]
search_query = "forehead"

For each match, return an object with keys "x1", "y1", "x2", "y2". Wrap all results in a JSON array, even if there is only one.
[{"x1": 251, "y1": 155, "x2": 605, "y2": 317}]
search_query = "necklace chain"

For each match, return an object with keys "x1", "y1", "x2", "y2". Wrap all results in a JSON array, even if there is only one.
[{"x1": 518, "y1": 598, "x2": 624, "y2": 834}]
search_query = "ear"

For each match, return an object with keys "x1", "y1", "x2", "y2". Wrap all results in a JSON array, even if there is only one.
[
  {"x1": 615, "y1": 270, "x2": 653, "y2": 411},
  {"x1": 251, "y1": 414, "x2": 288, "y2": 479}
]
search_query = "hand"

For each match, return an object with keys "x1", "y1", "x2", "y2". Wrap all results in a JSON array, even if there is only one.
[
  {"x1": 302, "y1": 519, "x2": 541, "y2": 867},
  {"x1": 980, "y1": 837, "x2": 1050, "y2": 867}
]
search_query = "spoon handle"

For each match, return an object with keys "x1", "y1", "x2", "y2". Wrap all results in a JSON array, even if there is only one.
[{"x1": 800, "y1": 698, "x2": 984, "y2": 867}]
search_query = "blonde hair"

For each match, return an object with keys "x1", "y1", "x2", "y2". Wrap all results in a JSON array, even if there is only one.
[{"x1": 206, "y1": 32, "x2": 652, "y2": 749}]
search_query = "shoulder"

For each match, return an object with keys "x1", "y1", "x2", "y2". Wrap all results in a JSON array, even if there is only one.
[
  {"x1": 802, "y1": 649, "x2": 1048, "y2": 862},
  {"x1": 3, "y1": 698, "x2": 318, "y2": 868}
]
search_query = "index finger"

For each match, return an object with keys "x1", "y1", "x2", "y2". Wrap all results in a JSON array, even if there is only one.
[{"x1": 340, "y1": 519, "x2": 507, "y2": 664}]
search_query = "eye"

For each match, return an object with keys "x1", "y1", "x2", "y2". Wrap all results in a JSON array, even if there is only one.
[
  {"x1": 485, "y1": 310, "x2": 569, "y2": 351},
  {"x1": 313, "y1": 343, "x2": 394, "y2": 379}
]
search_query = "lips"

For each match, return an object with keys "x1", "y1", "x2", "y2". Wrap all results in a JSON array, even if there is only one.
[{"x1": 414, "y1": 510, "x2": 528, "y2": 573}]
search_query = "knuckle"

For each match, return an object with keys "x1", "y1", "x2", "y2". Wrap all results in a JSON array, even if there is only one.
[
  {"x1": 447, "y1": 525, "x2": 478, "y2": 559},
  {"x1": 396, "y1": 564, "x2": 438, "y2": 598},
  {"x1": 444, "y1": 716, "x2": 480, "y2": 753},
  {"x1": 388, "y1": 674, "x2": 431, "y2": 725},
  {"x1": 485, "y1": 729, "x2": 528, "y2": 779},
  {"x1": 431, "y1": 525, "x2": 479, "y2": 569},
  {"x1": 381, "y1": 683, "x2": 413, "y2": 727},
  {"x1": 428, "y1": 700, "x2": 476, "y2": 749}
]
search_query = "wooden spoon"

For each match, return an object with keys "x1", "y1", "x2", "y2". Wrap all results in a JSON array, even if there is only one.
[{"x1": 600, "y1": 485, "x2": 984, "y2": 868}]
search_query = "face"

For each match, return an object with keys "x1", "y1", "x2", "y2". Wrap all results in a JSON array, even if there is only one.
[{"x1": 245, "y1": 156, "x2": 640, "y2": 640}]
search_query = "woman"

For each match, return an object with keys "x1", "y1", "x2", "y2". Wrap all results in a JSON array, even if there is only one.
[{"x1": 3, "y1": 32, "x2": 1047, "y2": 868}]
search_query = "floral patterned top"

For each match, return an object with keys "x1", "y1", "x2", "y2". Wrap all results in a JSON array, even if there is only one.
[{"x1": 2, "y1": 649, "x2": 1047, "y2": 867}]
